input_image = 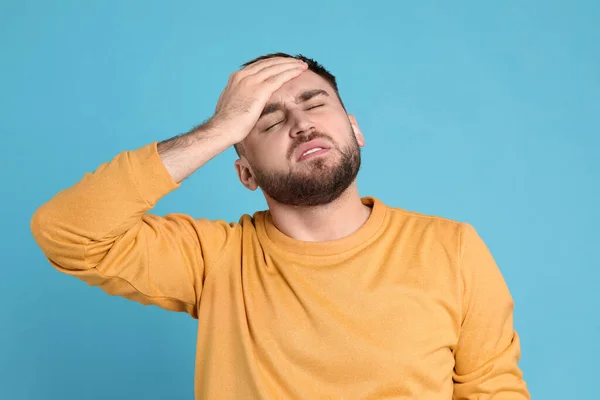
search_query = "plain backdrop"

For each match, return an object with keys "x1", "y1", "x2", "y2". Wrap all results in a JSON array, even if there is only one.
[{"x1": 1, "y1": 1, "x2": 598, "y2": 399}]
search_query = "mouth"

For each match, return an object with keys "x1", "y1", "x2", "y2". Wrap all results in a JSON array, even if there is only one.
[
  {"x1": 294, "y1": 139, "x2": 331, "y2": 162},
  {"x1": 298, "y1": 147, "x2": 329, "y2": 161}
]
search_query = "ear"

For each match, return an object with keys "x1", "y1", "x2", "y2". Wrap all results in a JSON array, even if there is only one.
[
  {"x1": 234, "y1": 158, "x2": 259, "y2": 191},
  {"x1": 348, "y1": 114, "x2": 365, "y2": 146}
]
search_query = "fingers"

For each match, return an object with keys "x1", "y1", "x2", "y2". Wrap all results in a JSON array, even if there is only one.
[
  {"x1": 250, "y1": 60, "x2": 307, "y2": 83},
  {"x1": 261, "y1": 66, "x2": 307, "y2": 90},
  {"x1": 232, "y1": 57, "x2": 305, "y2": 83},
  {"x1": 224, "y1": 58, "x2": 307, "y2": 102},
  {"x1": 210, "y1": 57, "x2": 308, "y2": 141},
  {"x1": 243, "y1": 56, "x2": 304, "y2": 75}
]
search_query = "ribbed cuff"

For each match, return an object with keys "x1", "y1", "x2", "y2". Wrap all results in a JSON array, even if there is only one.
[{"x1": 128, "y1": 142, "x2": 181, "y2": 207}]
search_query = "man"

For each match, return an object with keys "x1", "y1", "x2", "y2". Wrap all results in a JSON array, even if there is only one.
[{"x1": 31, "y1": 53, "x2": 530, "y2": 399}]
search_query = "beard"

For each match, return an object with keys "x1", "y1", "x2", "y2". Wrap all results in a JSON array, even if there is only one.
[{"x1": 252, "y1": 128, "x2": 361, "y2": 207}]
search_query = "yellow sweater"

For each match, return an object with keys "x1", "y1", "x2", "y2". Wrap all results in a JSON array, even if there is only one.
[{"x1": 31, "y1": 142, "x2": 530, "y2": 399}]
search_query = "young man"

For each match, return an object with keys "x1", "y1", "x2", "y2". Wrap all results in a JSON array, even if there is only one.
[{"x1": 31, "y1": 53, "x2": 530, "y2": 399}]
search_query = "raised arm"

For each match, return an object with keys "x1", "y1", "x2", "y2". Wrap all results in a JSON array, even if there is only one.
[{"x1": 30, "y1": 57, "x2": 309, "y2": 317}]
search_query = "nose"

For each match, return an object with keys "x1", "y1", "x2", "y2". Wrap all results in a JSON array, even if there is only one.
[{"x1": 289, "y1": 110, "x2": 315, "y2": 138}]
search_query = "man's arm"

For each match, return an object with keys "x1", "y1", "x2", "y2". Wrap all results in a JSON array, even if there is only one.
[
  {"x1": 156, "y1": 121, "x2": 236, "y2": 184},
  {"x1": 158, "y1": 56, "x2": 309, "y2": 184},
  {"x1": 30, "y1": 57, "x2": 309, "y2": 316},
  {"x1": 29, "y1": 136, "x2": 236, "y2": 317},
  {"x1": 452, "y1": 223, "x2": 530, "y2": 399}
]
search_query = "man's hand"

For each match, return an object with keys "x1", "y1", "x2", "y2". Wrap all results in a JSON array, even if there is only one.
[
  {"x1": 157, "y1": 57, "x2": 307, "y2": 183},
  {"x1": 209, "y1": 57, "x2": 308, "y2": 143}
]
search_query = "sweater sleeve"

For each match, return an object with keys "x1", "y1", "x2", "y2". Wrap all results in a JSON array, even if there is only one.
[
  {"x1": 30, "y1": 142, "x2": 239, "y2": 318},
  {"x1": 452, "y1": 223, "x2": 530, "y2": 399}
]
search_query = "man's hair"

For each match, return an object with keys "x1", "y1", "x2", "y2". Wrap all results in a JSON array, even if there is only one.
[{"x1": 233, "y1": 52, "x2": 344, "y2": 157}]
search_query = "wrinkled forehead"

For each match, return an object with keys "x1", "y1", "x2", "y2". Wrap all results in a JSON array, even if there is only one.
[{"x1": 268, "y1": 70, "x2": 335, "y2": 103}]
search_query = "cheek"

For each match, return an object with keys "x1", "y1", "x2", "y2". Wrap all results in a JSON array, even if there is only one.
[
  {"x1": 322, "y1": 112, "x2": 350, "y2": 130},
  {"x1": 249, "y1": 140, "x2": 290, "y2": 168},
  {"x1": 327, "y1": 117, "x2": 354, "y2": 142}
]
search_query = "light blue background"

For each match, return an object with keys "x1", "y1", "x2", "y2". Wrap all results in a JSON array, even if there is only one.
[{"x1": 2, "y1": 1, "x2": 598, "y2": 399}]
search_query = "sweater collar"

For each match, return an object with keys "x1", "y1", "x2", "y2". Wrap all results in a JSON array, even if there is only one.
[{"x1": 255, "y1": 197, "x2": 388, "y2": 257}]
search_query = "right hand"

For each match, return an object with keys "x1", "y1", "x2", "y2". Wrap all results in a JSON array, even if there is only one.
[{"x1": 208, "y1": 57, "x2": 309, "y2": 143}]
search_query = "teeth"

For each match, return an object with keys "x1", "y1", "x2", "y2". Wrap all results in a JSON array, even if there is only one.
[{"x1": 302, "y1": 147, "x2": 323, "y2": 157}]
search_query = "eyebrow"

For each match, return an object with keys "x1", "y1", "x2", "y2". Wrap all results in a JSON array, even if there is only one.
[{"x1": 259, "y1": 89, "x2": 330, "y2": 119}]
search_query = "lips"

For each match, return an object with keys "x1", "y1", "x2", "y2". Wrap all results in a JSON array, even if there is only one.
[{"x1": 294, "y1": 139, "x2": 331, "y2": 161}]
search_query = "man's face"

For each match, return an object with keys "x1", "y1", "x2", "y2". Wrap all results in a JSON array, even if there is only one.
[{"x1": 236, "y1": 70, "x2": 365, "y2": 207}]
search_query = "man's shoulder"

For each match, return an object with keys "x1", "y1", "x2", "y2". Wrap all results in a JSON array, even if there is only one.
[
  {"x1": 380, "y1": 198, "x2": 463, "y2": 227},
  {"x1": 376, "y1": 197, "x2": 465, "y2": 241}
]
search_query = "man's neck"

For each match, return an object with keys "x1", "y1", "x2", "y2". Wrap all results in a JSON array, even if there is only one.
[{"x1": 265, "y1": 184, "x2": 372, "y2": 242}]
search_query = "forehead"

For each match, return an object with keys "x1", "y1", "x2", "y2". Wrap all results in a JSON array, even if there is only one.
[{"x1": 268, "y1": 70, "x2": 333, "y2": 102}]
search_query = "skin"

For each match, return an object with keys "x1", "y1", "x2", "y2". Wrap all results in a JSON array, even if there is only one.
[
  {"x1": 158, "y1": 57, "x2": 371, "y2": 242},
  {"x1": 233, "y1": 70, "x2": 371, "y2": 242}
]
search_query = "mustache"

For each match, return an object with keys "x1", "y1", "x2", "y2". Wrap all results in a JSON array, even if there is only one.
[{"x1": 287, "y1": 131, "x2": 333, "y2": 160}]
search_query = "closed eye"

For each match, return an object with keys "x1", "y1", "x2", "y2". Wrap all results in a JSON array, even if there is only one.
[
  {"x1": 307, "y1": 104, "x2": 324, "y2": 110},
  {"x1": 266, "y1": 120, "x2": 284, "y2": 131}
]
